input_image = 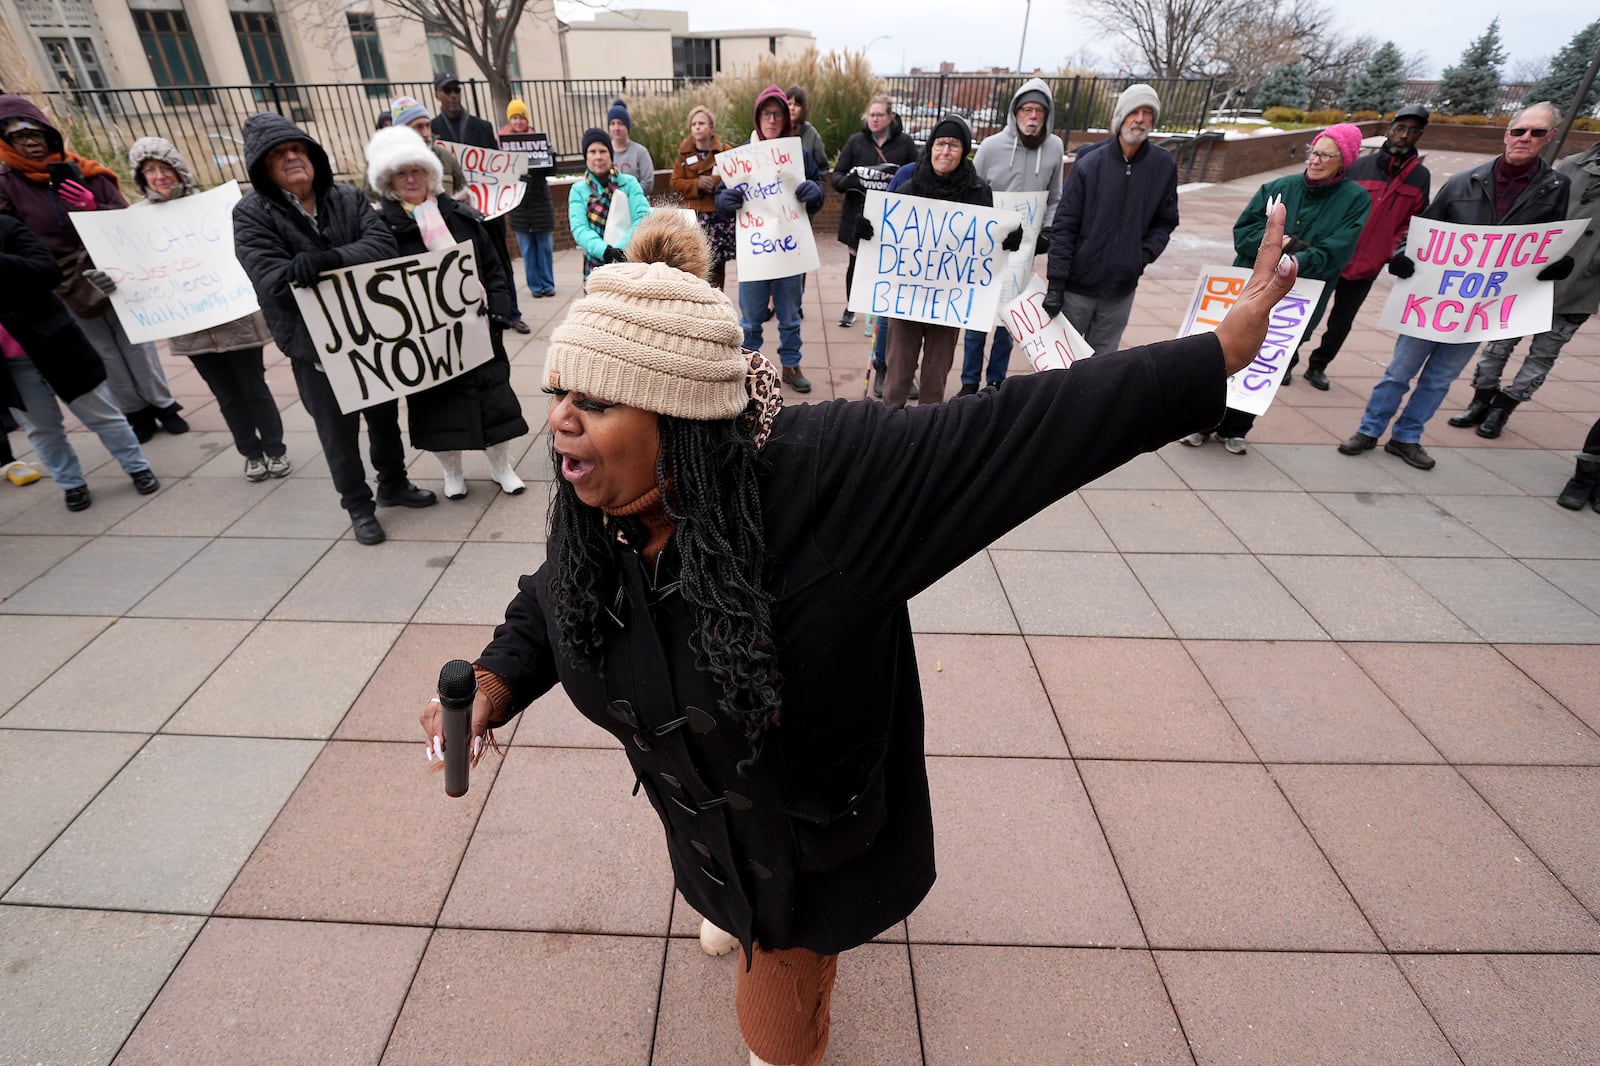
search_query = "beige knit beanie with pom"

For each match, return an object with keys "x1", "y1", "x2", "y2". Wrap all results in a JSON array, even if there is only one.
[{"x1": 545, "y1": 259, "x2": 748, "y2": 420}]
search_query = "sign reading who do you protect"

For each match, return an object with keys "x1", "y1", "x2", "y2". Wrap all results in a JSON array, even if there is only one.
[{"x1": 292, "y1": 243, "x2": 493, "y2": 414}]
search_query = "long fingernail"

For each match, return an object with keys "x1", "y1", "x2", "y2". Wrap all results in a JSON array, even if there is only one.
[
  {"x1": 433, "y1": 735, "x2": 443, "y2": 758},
  {"x1": 1277, "y1": 254, "x2": 1293, "y2": 277},
  {"x1": 425, "y1": 742, "x2": 434, "y2": 763},
  {"x1": 473, "y1": 736, "x2": 482, "y2": 758}
]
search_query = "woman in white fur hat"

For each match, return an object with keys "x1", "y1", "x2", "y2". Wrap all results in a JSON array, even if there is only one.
[{"x1": 364, "y1": 125, "x2": 529, "y2": 498}]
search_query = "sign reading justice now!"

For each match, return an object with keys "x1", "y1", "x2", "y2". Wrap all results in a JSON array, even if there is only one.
[
  {"x1": 292, "y1": 243, "x2": 493, "y2": 413},
  {"x1": 1379, "y1": 217, "x2": 1587, "y2": 343}
]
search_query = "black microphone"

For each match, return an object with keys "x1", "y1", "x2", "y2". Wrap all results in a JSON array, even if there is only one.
[{"x1": 438, "y1": 659, "x2": 476, "y2": 798}]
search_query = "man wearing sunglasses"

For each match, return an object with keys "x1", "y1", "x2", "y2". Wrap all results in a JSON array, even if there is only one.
[{"x1": 1340, "y1": 102, "x2": 1572, "y2": 470}]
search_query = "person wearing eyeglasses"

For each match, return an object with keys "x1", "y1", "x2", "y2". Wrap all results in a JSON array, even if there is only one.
[
  {"x1": 1184, "y1": 123, "x2": 1370, "y2": 454},
  {"x1": 1340, "y1": 102, "x2": 1572, "y2": 470},
  {"x1": 1452, "y1": 133, "x2": 1600, "y2": 440},
  {"x1": 1298, "y1": 105, "x2": 1433, "y2": 392}
]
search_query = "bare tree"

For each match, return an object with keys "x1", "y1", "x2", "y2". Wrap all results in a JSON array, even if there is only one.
[
  {"x1": 1080, "y1": 0, "x2": 1246, "y2": 77},
  {"x1": 1401, "y1": 49, "x2": 1432, "y2": 80},
  {"x1": 1510, "y1": 55, "x2": 1552, "y2": 84}
]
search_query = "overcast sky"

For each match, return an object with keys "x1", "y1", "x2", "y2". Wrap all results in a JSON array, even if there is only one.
[{"x1": 555, "y1": 1, "x2": 1588, "y2": 81}]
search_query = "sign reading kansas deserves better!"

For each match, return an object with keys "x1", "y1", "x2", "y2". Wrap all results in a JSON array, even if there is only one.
[
  {"x1": 292, "y1": 243, "x2": 493, "y2": 413},
  {"x1": 848, "y1": 191, "x2": 1020, "y2": 330},
  {"x1": 1379, "y1": 217, "x2": 1587, "y2": 343},
  {"x1": 68, "y1": 181, "x2": 259, "y2": 344},
  {"x1": 715, "y1": 136, "x2": 818, "y2": 282}
]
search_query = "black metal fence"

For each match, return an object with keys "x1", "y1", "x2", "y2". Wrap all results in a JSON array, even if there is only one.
[
  {"x1": 880, "y1": 75, "x2": 1215, "y2": 141},
  {"x1": 39, "y1": 73, "x2": 1211, "y2": 192},
  {"x1": 40, "y1": 76, "x2": 707, "y2": 190}
]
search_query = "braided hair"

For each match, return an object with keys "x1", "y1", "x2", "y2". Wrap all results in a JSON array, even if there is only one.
[{"x1": 547, "y1": 414, "x2": 782, "y2": 771}]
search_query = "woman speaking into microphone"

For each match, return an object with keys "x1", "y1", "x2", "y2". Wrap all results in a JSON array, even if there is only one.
[{"x1": 421, "y1": 207, "x2": 1298, "y2": 1065}]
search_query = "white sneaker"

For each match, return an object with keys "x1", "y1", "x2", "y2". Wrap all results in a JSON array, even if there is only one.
[
  {"x1": 264, "y1": 454, "x2": 292, "y2": 478},
  {"x1": 1180, "y1": 432, "x2": 1207, "y2": 447},
  {"x1": 699, "y1": 918, "x2": 738, "y2": 957},
  {"x1": 436, "y1": 450, "x2": 467, "y2": 500},
  {"x1": 1222, "y1": 436, "x2": 1248, "y2": 455},
  {"x1": 244, "y1": 457, "x2": 268, "y2": 482},
  {"x1": 485, "y1": 441, "x2": 525, "y2": 495}
]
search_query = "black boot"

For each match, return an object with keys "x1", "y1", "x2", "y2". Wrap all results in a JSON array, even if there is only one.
[
  {"x1": 1476, "y1": 393, "x2": 1518, "y2": 439},
  {"x1": 126, "y1": 407, "x2": 158, "y2": 443},
  {"x1": 1448, "y1": 388, "x2": 1495, "y2": 427},
  {"x1": 155, "y1": 402, "x2": 189, "y2": 435},
  {"x1": 1557, "y1": 455, "x2": 1600, "y2": 511}
]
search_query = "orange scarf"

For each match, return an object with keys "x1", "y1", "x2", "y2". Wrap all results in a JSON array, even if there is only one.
[{"x1": 0, "y1": 140, "x2": 121, "y2": 189}]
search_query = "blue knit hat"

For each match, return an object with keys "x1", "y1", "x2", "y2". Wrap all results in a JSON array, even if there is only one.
[
  {"x1": 607, "y1": 99, "x2": 631, "y2": 130},
  {"x1": 391, "y1": 95, "x2": 430, "y2": 128}
]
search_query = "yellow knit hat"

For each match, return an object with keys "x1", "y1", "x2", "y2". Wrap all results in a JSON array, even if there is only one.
[
  {"x1": 506, "y1": 99, "x2": 529, "y2": 121},
  {"x1": 545, "y1": 262, "x2": 748, "y2": 420}
]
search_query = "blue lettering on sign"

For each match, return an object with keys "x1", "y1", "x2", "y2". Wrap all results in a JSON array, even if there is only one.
[{"x1": 749, "y1": 232, "x2": 799, "y2": 255}]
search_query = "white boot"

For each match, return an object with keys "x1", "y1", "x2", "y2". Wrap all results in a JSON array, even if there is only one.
[
  {"x1": 485, "y1": 441, "x2": 525, "y2": 495},
  {"x1": 749, "y1": 1053, "x2": 787, "y2": 1066},
  {"x1": 699, "y1": 918, "x2": 738, "y2": 957},
  {"x1": 435, "y1": 450, "x2": 467, "y2": 500}
]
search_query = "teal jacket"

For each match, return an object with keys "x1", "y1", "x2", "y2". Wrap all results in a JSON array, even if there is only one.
[{"x1": 568, "y1": 170, "x2": 652, "y2": 272}]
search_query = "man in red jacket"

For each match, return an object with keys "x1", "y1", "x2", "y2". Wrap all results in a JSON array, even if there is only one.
[{"x1": 1301, "y1": 105, "x2": 1432, "y2": 391}]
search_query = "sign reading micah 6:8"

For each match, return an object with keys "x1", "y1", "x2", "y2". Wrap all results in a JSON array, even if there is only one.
[{"x1": 292, "y1": 243, "x2": 494, "y2": 413}]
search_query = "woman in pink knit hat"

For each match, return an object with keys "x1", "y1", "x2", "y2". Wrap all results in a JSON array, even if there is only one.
[{"x1": 1184, "y1": 122, "x2": 1372, "y2": 453}]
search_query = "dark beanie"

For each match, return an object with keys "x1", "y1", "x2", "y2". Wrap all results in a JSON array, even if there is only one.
[
  {"x1": 607, "y1": 99, "x2": 631, "y2": 130},
  {"x1": 1014, "y1": 89, "x2": 1051, "y2": 116},
  {"x1": 582, "y1": 127, "x2": 612, "y2": 156},
  {"x1": 929, "y1": 113, "x2": 973, "y2": 157}
]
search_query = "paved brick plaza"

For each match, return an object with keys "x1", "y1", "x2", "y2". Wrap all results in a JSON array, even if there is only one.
[{"x1": 3, "y1": 149, "x2": 1599, "y2": 1064}]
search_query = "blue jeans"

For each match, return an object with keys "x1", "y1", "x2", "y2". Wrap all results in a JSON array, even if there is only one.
[
  {"x1": 1358, "y1": 335, "x2": 1480, "y2": 443},
  {"x1": 739, "y1": 275, "x2": 804, "y2": 368},
  {"x1": 515, "y1": 230, "x2": 555, "y2": 294},
  {"x1": 962, "y1": 328, "x2": 1014, "y2": 386},
  {"x1": 8, "y1": 356, "x2": 148, "y2": 490}
]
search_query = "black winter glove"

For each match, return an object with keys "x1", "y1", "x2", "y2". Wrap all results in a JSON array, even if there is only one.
[
  {"x1": 1283, "y1": 237, "x2": 1310, "y2": 255},
  {"x1": 836, "y1": 171, "x2": 865, "y2": 193},
  {"x1": 602, "y1": 246, "x2": 627, "y2": 264},
  {"x1": 1041, "y1": 285, "x2": 1065, "y2": 321},
  {"x1": 1387, "y1": 253, "x2": 1415, "y2": 279},
  {"x1": 854, "y1": 217, "x2": 875, "y2": 243},
  {"x1": 289, "y1": 250, "x2": 341, "y2": 288},
  {"x1": 1000, "y1": 226, "x2": 1024, "y2": 252},
  {"x1": 1536, "y1": 256, "x2": 1575, "y2": 282},
  {"x1": 1034, "y1": 232, "x2": 1050, "y2": 257}
]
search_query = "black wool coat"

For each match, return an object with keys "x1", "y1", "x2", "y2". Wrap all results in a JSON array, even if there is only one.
[
  {"x1": 0, "y1": 213, "x2": 108, "y2": 408},
  {"x1": 232, "y1": 113, "x2": 398, "y2": 367},
  {"x1": 476, "y1": 332, "x2": 1226, "y2": 959},
  {"x1": 377, "y1": 196, "x2": 528, "y2": 452}
]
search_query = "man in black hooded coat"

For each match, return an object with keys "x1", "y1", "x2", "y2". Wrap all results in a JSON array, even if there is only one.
[{"x1": 232, "y1": 113, "x2": 436, "y2": 545}]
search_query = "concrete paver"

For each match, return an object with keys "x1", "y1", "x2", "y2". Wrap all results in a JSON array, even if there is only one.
[{"x1": 3, "y1": 149, "x2": 1598, "y2": 1062}]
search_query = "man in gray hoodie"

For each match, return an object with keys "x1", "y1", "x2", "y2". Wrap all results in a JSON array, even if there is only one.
[{"x1": 964, "y1": 79, "x2": 1064, "y2": 394}]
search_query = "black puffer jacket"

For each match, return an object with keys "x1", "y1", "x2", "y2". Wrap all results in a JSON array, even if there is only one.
[
  {"x1": 232, "y1": 113, "x2": 397, "y2": 366},
  {"x1": 0, "y1": 213, "x2": 107, "y2": 408},
  {"x1": 831, "y1": 117, "x2": 918, "y2": 247},
  {"x1": 376, "y1": 196, "x2": 528, "y2": 451}
]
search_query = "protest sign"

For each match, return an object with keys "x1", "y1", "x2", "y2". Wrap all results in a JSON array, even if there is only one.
[
  {"x1": 496, "y1": 131, "x2": 551, "y2": 168},
  {"x1": 68, "y1": 181, "x2": 259, "y2": 344},
  {"x1": 714, "y1": 136, "x2": 819, "y2": 282},
  {"x1": 1379, "y1": 217, "x2": 1587, "y2": 343},
  {"x1": 988, "y1": 190, "x2": 1048, "y2": 328},
  {"x1": 847, "y1": 190, "x2": 1021, "y2": 330},
  {"x1": 1178, "y1": 266, "x2": 1325, "y2": 416},
  {"x1": 438, "y1": 140, "x2": 527, "y2": 219},
  {"x1": 1002, "y1": 275, "x2": 1093, "y2": 370},
  {"x1": 602, "y1": 188, "x2": 633, "y2": 249},
  {"x1": 291, "y1": 243, "x2": 493, "y2": 413}
]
